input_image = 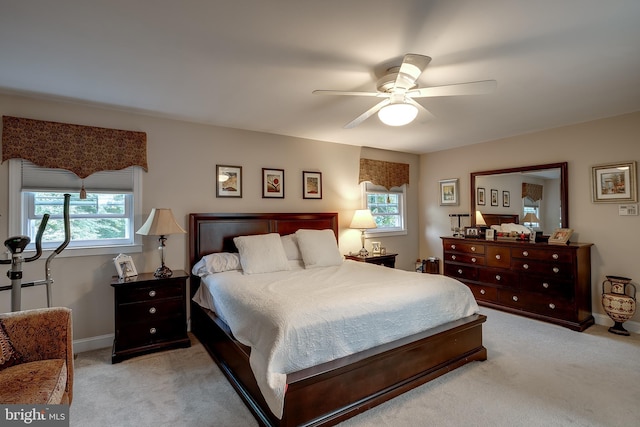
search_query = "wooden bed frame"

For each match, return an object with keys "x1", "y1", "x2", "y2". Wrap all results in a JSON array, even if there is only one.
[
  {"x1": 188, "y1": 212, "x2": 487, "y2": 427},
  {"x1": 481, "y1": 213, "x2": 519, "y2": 227}
]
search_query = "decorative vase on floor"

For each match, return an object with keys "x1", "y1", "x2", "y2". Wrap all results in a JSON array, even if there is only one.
[{"x1": 602, "y1": 275, "x2": 636, "y2": 336}]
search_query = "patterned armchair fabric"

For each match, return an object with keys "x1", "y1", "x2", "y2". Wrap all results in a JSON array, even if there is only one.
[{"x1": 0, "y1": 307, "x2": 73, "y2": 405}]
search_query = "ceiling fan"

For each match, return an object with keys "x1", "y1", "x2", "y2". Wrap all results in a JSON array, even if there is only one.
[{"x1": 313, "y1": 53, "x2": 497, "y2": 128}]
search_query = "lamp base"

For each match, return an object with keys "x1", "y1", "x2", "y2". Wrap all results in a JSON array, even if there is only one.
[
  {"x1": 154, "y1": 265, "x2": 173, "y2": 278},
  {"x1": 358, "y1": 247, "x2": 369, "y2": 257}
]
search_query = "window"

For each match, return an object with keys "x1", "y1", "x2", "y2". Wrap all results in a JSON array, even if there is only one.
[
  {"x1": 363, "y1": 182, "x2": 407, "y2": 235},
  {"x1": 9, "y1": 159, "x2": 142, "y2": 256}
]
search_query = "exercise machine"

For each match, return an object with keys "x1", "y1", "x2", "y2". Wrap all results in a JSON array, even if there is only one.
[{"x1": 1, "y1": 194, "x2": 71, "y2": 311}]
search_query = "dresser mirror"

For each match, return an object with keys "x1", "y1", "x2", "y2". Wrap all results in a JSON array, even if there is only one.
[{"x1": 470, "y1": 162, "x2": 568, "y2": 235}]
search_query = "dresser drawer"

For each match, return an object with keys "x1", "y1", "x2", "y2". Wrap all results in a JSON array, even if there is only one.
[
  {"x1": 118, "y1": 297, "x2": 184, "y2": 325},
  {"x1": 511, "y1": 259, "x2": 572, "y2": 279},
  {"x1": 444, "y1": 263, "x2": 478, "y2": 281},
  {"x1": 478, "y1": 268, "x2": 518, "y2": 286},
  {"x1": 466, "y1": 283, "x2": 498, "y2": 302},
  {"x1": 511, "y1": 247, "x2": 572, "y2": 263},
  {"x1": 520, "y1": 275, "x2": 574, "y2": 299},
  {"x1": 486, "y1": 246, "x2": 511, "y2": 268},
  {"x1": 446, "y1": 253, "x2": 485, "y2": 266},
  {"x1": 117, "y1": 283, "x2": 184, "y2": 304},
  {"x1": 444, "y1": 241, "x2": 485, "y2": 255},
  {"x1": 497, "y1": 289, "x2": 574, "y2": 319}
]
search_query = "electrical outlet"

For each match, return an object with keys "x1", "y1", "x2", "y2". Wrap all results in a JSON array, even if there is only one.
[{"x1": 618, "y1": 204, "x2": 638, "y2": 216}]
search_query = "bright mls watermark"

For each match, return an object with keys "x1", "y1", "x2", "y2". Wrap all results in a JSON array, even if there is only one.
[{"x1": 1, "y1": 405, "x2": 69, "y2": 426}]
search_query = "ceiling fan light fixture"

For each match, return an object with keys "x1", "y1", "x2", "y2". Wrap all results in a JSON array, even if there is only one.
[{"x1": 377, "y1": 102, "x2": 418, "y2": 126}]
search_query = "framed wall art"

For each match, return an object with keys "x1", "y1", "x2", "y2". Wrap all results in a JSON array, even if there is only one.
[
  {"x1": 302, "y1": 171, "x2": 322, "y2": 199},
  {"x1": 114, "y1": 253, "x2": 138, "y2": 280},
  {"x1": 591, "y1": 161, "x2": 637, "y2": 203},
  {"x1": 439, "y1": 178, "x2": 459, "y2": 206},
  {"x1": 502, "y1": 191, "x2": 510, "y2": 207},
  {"x1": 216, "y1": 165, "x2": 242, "y2": 198},
  {"x1": 491, "y1": 189, "x2": 498, "y2": 206},
  {"x1": 263, "y1": 168, "x2": 285, "y2": 198},
  {"x1": 477, "y1": 187, "x2": 486, "y2": 206}
]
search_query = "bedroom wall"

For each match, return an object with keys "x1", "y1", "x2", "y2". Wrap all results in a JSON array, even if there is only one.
[
  {"x1": 419, "y1": 111, "x2": 640, "y2": 330},
  {"x1": 0, "y1": 92, "x2": 419, "y2": 349}
]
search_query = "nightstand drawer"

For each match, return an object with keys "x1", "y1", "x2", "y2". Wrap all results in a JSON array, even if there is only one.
[
  {"x1": 117, "y1": 283, "x2": 184, "y2": 304},
  {"x1": 116, "y1": 318, "x2": 185, "y2": 348},
  {"x1": 118, "y1": 297, "x2": 184, "y2": 324}
]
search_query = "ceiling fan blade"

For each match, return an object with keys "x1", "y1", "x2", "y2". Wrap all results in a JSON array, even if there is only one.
[
  {"x1": 344, "y1": 99, "x2": 390, "y2": 129},
  {"x1": 313, "y1": 90, "x2": 387, "y2": 97},
  {"x1": 408, "y1": 80, "x2": 497, "y2": 98},
  {"x1": 405, "y1": 97, "x2": 435, "y2": 122},
  {"x1": 394, "y1": 54, "x2": 432, "y2": 91}
]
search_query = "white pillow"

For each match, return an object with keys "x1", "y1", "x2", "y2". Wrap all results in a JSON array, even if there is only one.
[
  {"x1": 191, "y1": 252, "x2": 241, "y2": 277},
  {"x1": 295, "y1": 229, "x2": 343, "y2": 268},
  {"x1": 280, "y1": 234, "x2": 302, "y2": 260},
  {"x1": 233, "y1": 233, "x2": 291, "y2": 274}
]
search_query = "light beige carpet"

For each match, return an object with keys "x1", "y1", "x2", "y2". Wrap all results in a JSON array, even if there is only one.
[{"x1": 70, "y1": 308, "x2": 640, "y2": 427}]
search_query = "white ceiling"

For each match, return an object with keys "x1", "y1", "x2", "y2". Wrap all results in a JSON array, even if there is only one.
[{"x1": 1, "y1": 1, "x2": 639, "y2": 154}]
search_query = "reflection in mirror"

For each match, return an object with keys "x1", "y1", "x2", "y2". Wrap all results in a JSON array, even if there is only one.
[{"x1": 471, "y1": 162, "x2": 568, "y2": 235}]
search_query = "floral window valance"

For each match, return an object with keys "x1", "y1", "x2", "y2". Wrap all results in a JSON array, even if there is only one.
[
  {"x1": 1, "y1": 115, "x2": 148, "y2": 179},
  {"x1": 522, "y1": 182, "x2": 543, "y2": 202},
  {"x1": 358, "y1": 158, "x2": 409, "y2": 189}
]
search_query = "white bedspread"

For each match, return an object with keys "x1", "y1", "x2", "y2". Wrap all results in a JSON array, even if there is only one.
[{"x1": 193, "y1": 260, "x2": 479, "y2": 419}]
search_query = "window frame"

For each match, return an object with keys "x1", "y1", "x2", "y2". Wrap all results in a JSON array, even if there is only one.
[
  {"x1": 362, "y1": 182, "x2": 408, "y2": 237},
  {"x1": 8, "y1": 159, "x2": 143, "y2": 257}
]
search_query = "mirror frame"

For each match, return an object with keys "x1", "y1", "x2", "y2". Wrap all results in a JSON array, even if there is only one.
[{"x1": 470, "y1": 162, "x2": 568, "y2": 229}]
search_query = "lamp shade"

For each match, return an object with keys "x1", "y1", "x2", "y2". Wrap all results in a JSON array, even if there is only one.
[
  {"x1": 136, "y1": 208, "x2": 186, "y2": 236},
  {"x1": 475, "y1": 210, "x2": 487, "y2": 226},
  {"x1": 377, "y1": 103, "x2": 418, "y2": 126},
  {"x1": 349, "y1": 209, "x2": 377, "y2": 230},
  {"x1": 522, "y1": 213, "x2": 540, "y2": 224}
]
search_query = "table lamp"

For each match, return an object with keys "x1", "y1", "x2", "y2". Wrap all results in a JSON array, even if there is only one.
[
  {"x1": 136, "y1": 208, "x2": 186, "y2": 278},
  {"x1": 350, "y1": 209, "x2": 377, "y2": 256},
  {"x1": 522, "y1": 212, "x2": 540, "y2": 242}
]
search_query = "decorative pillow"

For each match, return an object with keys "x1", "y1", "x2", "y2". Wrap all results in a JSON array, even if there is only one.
[
  {"x1": 233, "y1": 233, "x2": 291, "y2": 274},
  {"x1": 0, "y1": 321, "x2": 24, "y2": 371},
  {"x1": 280, "y1": 234, "x2": 302, "y2": 260},
  {"x1": 295, "y1": 229, "x2": 343, "y2": 268},
  {"x1": 191, "y1": 252, "x2": 241, "y2": 276}
]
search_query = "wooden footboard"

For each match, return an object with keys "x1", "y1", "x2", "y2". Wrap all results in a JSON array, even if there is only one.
[{"x1": 192, "y1": 300, "x2": 486, "y2": 427}]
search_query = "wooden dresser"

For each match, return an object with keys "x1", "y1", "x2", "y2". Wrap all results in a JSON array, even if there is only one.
[{"x1": 442, "y1": 237, "x2": 594, "y2": 331}]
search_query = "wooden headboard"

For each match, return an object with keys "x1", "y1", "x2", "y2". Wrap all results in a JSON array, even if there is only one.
[
  {"x1": 482, "y1": 213, "x2": 519, "y2": 227},
  {"x1": 188, "y1": 212, "x2": 338, "y2": 296}
]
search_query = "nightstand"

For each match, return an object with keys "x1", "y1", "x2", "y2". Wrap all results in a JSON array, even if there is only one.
[
  {"x1": 111, "y1": 270, "x2": 190, "y2": 363},
  {"x1": 344, "y1": 253, "x2": 398, "y2": 268}
]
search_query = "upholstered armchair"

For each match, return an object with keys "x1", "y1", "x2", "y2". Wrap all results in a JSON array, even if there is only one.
[{"x1": 0, "y1": 307, "x2": 73, "y2": 404}]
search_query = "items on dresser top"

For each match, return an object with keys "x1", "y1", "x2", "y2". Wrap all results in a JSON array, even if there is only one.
[
  {"x1": 442, "y1": 237, "x2": 594, "y2": 331},
  {"x1": 111, "y1": 271, "x2": 190, "y2": 363}
]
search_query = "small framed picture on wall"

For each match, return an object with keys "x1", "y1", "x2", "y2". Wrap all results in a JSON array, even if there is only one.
[
  {"x1": 491, "y1": 189, "x2": 498, "y2": 206},
  {"x1": 302, "y1": 171, "x2": 322, "y2": 199},
  {"x1": 263, "y1": 168, "x2": 285, "y2": 198},
  {"x1": 503, "y1": 191, "x2": 510, "y2": 207}
]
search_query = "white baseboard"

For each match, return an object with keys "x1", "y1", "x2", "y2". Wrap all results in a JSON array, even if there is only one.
[
  {"x1": 593, "y1": 312, "x2": 639, "y2": 334},
  {"x1": 73, "y1": 333, "x2": 114, "y2": 354}
]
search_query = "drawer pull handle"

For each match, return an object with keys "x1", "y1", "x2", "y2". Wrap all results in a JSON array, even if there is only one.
[
  {"x1": 549, "y1": 303, "x2": 556, "y2": 309},
  {"x1": 495, "y1": 275, "x2": 501, "y2": 281},
  {"x1": 458, "y1": 269, "x2": 463, "y2": 274},
  {"x1": 512, "y1": 296, "x2": 519, "y2": 302},
  {"x1": 553, "y1": 267, "x2": 560, "y2": 273},
  {"x1": 552, "y1": 254, "x2": 559, "y2": 260},
  {"x1": 149, "y1": 327, "x2": 157, "y2": 334},
  {"x1": 149, "y1": 307, "x2": 157, "y2": 314},
  {"x1": 471, "y1": 247, "x2": 476, "y2": 252},
  {"x1": 471, "y1": 257, "x2": 477, "y2": 263},
  {"x1": 523, "y1": 264, "x2": 529, "y2": 269},
  {"x1": 543, "y1": 282, "x2": 549, "y2": 288},
  {"x1": 522, "y1": 251, "x2": 529, "y2": 257},
  {"x1": 451, "y1": 244, "x2": 456, "y2": 250},
  {"x1": 451, "y1": 255, "x2": 456, "y2": 260},
  {"x1": 480, "y1": 289, "x2": 486, "y2": 295},
  {"x1": 149, "y1": 290, "x2": 156, "y2": 298},
  {"x1": 495, "y1": 254, "x2": 501, "y2": 260}
]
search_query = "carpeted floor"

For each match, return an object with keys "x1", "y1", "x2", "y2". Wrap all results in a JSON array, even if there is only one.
[{"x1": 70, "y1": 308, "x2": 640, "y2": 427}]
